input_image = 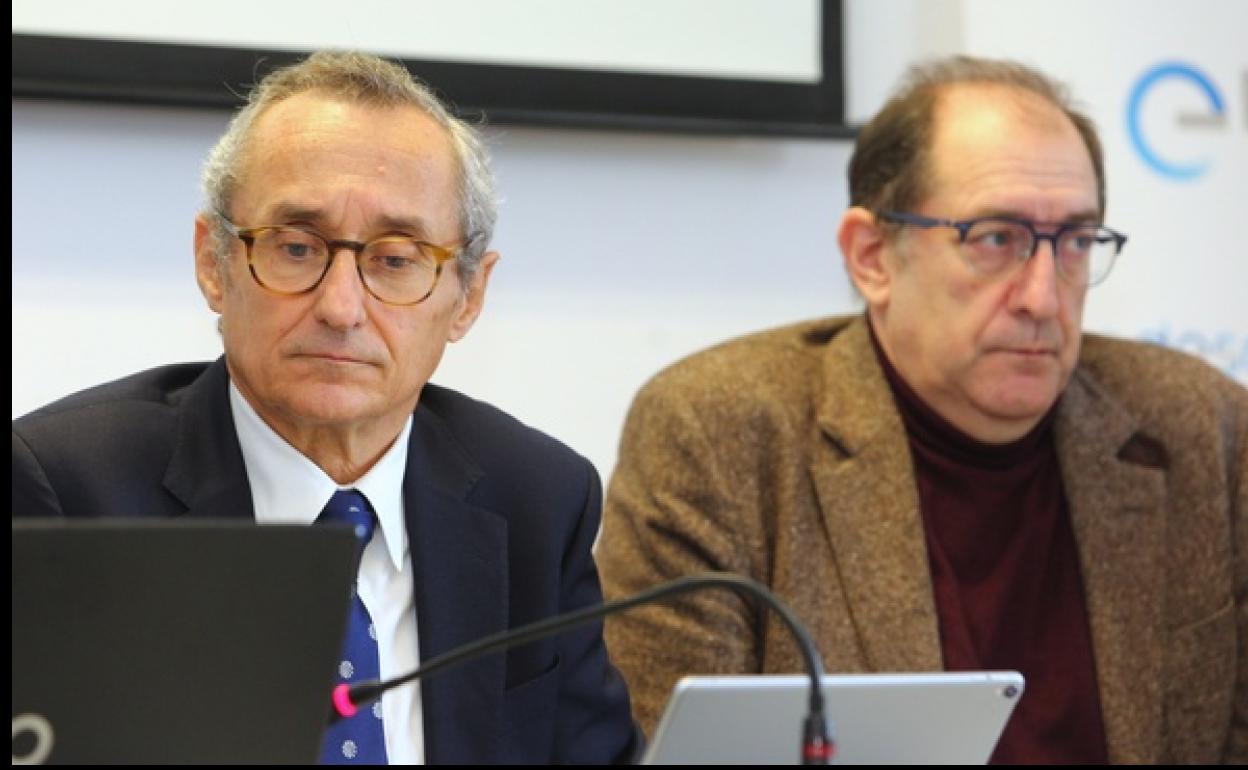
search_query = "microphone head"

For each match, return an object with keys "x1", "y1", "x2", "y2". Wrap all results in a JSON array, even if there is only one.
[
  {"x1": 326, "y1": 680, "x2": 384, "y2": 726},
  {"x1": 331, "y1": 683, "x2": 358, "y2": 719}
]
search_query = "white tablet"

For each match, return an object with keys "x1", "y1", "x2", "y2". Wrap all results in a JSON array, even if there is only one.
[{"x1": 643, "y1": 671, "x2": 1025, "y2": 765}]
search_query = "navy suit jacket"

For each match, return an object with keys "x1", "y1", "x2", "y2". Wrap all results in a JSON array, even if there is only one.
[{"x1": 12, "y1": 359, "x2": 640, "y2": 764}]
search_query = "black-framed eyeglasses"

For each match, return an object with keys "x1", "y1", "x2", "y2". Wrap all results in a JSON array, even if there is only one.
[
  {"x1": 217, "y1": 214, "x2": 480, "y2": 306},
  {"x1": 876, "y1": 210, "x2": 1127, "y2": 287}
]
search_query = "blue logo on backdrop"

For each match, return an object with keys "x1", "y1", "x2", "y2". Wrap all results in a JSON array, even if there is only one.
[{"x1": 1126, "y1": 62, "x2": 1225, "y2": 180}]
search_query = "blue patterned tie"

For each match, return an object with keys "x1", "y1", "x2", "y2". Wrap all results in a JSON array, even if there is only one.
[{"x1": 318, "y1": 489, "x2": 389, "y2": 764}]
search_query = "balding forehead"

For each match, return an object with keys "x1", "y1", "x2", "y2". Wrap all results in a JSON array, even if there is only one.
[
  {"x1": 934, "y1": 83, "x2": 1072, "y2": 131},
  {"x1": 235, "y1": 94, "x2": 455, "y2": 184}
]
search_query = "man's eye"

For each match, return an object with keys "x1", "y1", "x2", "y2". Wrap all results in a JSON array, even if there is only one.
[
  {"x1": 378, "y1": 255, "x2": 417, "y2": 270},
  {"x1": 1068, "y1": 234, "x2": 1095, "y2": 251},
  {"x1": 972, "y1": 228, "x2": 1020, "y2": 250}
]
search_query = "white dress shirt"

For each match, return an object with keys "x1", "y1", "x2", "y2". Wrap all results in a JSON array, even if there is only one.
[{"x1": 229, "y1": 383, "x2": 424, "y2": 764}]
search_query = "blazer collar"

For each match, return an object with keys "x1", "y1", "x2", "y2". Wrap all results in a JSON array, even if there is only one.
[
  {"x1": 810, "y1": 317, "x2": 945, "y2": 671},
  {"x1": 1055, "y1": 367, "x2": 1166, "y2": 764},
  {"x1": 162, "y1": 357, "x2": 255, "y2": 520},
  {"x1": 404, "y1": 395, "x2": 511, "y2": 764}
]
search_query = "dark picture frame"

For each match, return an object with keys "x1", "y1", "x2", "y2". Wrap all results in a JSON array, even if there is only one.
[{"x1": 12, "y1": 1, "x2": 846, "y2": 138}]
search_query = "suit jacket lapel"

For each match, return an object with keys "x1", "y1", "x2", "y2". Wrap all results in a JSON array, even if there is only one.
[
  {"x1": 810, "y1": 319, "x2": 944, "y2": 671},
  {"x1": 162, "y1": 358, "x2": 255, "y2": 520},
  {"x1": 1057, "y1": 369, "x2": 1166, "y2": 764},
  {"x1": 404, "y1": 403, "x2": 510, "y2": 764}
]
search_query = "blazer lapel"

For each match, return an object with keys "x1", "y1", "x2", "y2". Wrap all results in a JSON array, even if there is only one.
[
  {"x1": 809, "y1": 320, "x2": 944, "y2": 671},
  {"x1": 404, "y1": 404, "x2": 510, "y2": 764},
  {"x1": 162, "y1": 358, "x2": 255, "y2": 520},
  {"x1": 1056, "y1": 369, "x2": 1167, "y2": 764}
]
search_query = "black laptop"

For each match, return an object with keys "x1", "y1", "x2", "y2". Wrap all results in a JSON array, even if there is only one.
[{"x1": 12, "y1": 519, "x2": 359, "y2": 764}]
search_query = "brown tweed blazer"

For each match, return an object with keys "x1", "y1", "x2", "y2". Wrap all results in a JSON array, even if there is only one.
[{"x1": 598, "y1": 314, "x2": 1247, "y2": 764}]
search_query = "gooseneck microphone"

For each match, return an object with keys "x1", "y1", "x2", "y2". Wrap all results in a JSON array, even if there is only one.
[{"x1": 330, "y1": 572, "x2": 834, "y2": 764}]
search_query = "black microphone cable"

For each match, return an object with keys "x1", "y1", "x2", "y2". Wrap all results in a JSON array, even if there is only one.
[{"x1": 329, "y1": 572, "x2": 834, "y2": 764}]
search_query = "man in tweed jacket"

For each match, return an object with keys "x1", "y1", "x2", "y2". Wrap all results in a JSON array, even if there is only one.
[{"x1": 598, "y1": 56, "x2": 1247, "y2": 763}]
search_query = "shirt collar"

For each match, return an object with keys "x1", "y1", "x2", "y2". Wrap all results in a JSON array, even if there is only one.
[{"x1": 229, "y1": 381, "x2": 410, "y2": 570}]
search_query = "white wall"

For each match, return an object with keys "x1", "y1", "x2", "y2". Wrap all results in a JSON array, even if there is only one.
[{"x1": 12, "y1": 0, "x2": 1247, "y2": 484}]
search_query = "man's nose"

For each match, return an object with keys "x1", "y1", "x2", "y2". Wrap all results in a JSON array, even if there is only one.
[
  {"x1": 313, "y1": 249, "x2": 369, "y2": 328},
  {"x1": 1009, "y1": 238, "x2": 1062, "y2": 319}
]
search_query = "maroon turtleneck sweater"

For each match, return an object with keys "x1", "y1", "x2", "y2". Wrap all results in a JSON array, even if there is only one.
[{"x1": 870, "y1": 326, "x2": 1109, "y2": 764}]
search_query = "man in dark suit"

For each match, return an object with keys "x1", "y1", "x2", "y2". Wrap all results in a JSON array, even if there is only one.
[{"x1": 12, "y1": 50, "x2": 638, "y2": 764}]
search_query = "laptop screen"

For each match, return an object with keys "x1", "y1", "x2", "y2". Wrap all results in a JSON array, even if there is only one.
[
  {"x1": 11, "y1": 519, "x2": 359, "y2": 764},
  {"x1": 643, "y1": 671, "x2": 1025, "y2": 765}
]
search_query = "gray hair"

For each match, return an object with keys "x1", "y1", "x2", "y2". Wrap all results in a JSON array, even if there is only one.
[
  {"x1": 848, "y1": 55, "x2": 1106, "y2": 220},
  {"x1": 200, "y1": 50, "x2": 496, "y2": 287}
]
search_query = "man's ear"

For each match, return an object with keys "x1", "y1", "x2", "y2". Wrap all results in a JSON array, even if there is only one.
[
  {"x1": 448, "y1": 251, "x2": 500, "y2": 342},
  {"x1": 194, "y1": 214, "x2": 227, "y2": 313},
  {"x1": 838, "y1": 206, "x2": 894, "y2": 310}
]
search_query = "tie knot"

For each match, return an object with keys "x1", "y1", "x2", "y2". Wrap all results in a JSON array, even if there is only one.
[{"x1": 319, "y1": 489, "x2": 376, "y2": 543}]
